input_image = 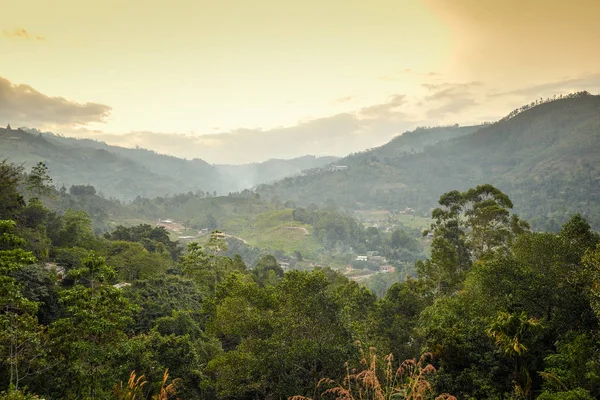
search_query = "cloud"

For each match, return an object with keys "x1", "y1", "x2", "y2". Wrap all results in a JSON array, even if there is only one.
[
  {"x1": 74, "y1": 95, "x2": 417, "y2": 164},
  {"x1": 332, "y1": 95, "x2": 356, "y2": 104},
  {"x1": 31, "y1": 73, "x2": 600, "y2": 165},
  {"x1": 358, "y1": 94, "x2": 407, "y2": 120},
  {"x1": 3, "y1": 28, "x2": 45, "y2": 41},
  {"x1": 422, "y1": 82, "x2": 481, "y2": 117},
  {"x1": 488, "y1": 74, "x2": 600, "y2": 98},
  {"x1": 0, "y1": 76, "x2": 111, "y2": 127}
]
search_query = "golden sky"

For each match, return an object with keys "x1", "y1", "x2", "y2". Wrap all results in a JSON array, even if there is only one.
[{"x1": 1, "y1": 0, "x2": 599, "y2": 163}]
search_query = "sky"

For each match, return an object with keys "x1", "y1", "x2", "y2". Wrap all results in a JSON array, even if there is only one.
[{"x1": 1, "y1": 0, "x2": 599, "y2": 164}]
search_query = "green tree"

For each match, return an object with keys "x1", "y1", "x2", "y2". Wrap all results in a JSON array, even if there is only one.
[
  {"x1": 25, "y1": 162, "x2": 53, "y2": 199},
  {"x1": 0, "y1": 221, "x2": 46, "y2": 392},
  {"x1": 0, "y1": 161, "x2": 25, "y2": 220},
  {"x1": 47, "y1": 252, "x2": 137, "y2": 399},
  {"x1": 107, "y1": 241, "x2": 171, "y2": 282},
  {"x1": 486, "y1": 311, "x2": 542, "y2": 397},
  {"x1": 251, "y1": 254, "x2": 284, "y2": 287},
  {"x1": 124, "y1": 275, "x2": 204, "y2": 334},
  {"x1": 417, "y1": 184, "x2": 529, "y2": 295},
  {"x1": 55, "y1": 209, "x2": 94, "y2": 248}
]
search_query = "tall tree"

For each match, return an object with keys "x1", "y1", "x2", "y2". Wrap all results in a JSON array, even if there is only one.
[
  {"x1": 0, "y1": 220, "x2": 46, "y2": 392},
  {"x1": 0, "y1": 161, "x2": 25, "y2": 221},
  {"x1": 48, "y1": 252, "x2": 137, "y2": 399},
  {"x1": 26, "y1": 162, "x2": 53, "y2": 199},
  {"x1": 417, "y1": 184, "x2": 529, "y2": 294}
]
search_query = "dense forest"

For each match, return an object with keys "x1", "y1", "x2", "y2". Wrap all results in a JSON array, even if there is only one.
[
  {"x1": 2, "y1": 158, "x2": 600, "y2": 400},
  {"x1": 8, "y1": 164, "x2": 423, "y2": 296},
  {"x1": 258, "y1": 92, "x2": 600, "y2": 231}
]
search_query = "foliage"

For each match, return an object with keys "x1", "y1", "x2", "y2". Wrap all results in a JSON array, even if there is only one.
[
  {"x1": 291, "y1": 347, "x2": 455, "y2": 400},
  {"x1": 258, "y1": 94, "x2": 600, "y2": 231},
  {"x1": 114, "y1": 369, "x2": 180, "y2": 400},
  {"x1": 3, "y1": 152, "x2": 600, "y2": 400}
]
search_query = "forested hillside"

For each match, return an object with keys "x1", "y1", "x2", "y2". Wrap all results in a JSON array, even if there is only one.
[
  {"x1": 0, "y1": 127, "x2": 337, "y2": 200},
  {"x1": 2, "y1": 159, "x2": 600, "y2": 399},
  {"x1": 0, "y1": 127, "x2": 186, "y2": 200},
  {"x1": 258, "y1": 92, "x2": 600, "y2": 230},
  {"x1": 0, "y1": 160, "x2": 421, "y2": 293}
]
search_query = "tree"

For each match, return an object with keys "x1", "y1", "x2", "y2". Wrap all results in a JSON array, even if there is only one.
[
  {"x1": 0, "y1": 221, "x2": 46, "y2": 392},
  {"x1": 232, "y1": 254, "x2": 246, "y2": 272},
  {"x1": 486, "y1": 311, "x2": 542, "y2": 397},
  {"x1": 208, "y1": 270, "x2": 355, "y2": 398},
  {"x1": 0, "y1": 161, "x2": 25, "y2": 221},
  {"x1": 55, "y1": 209, "x2": 94, "y2": 248},
  {"x1": 180, "y1": 232, "x2": 235, "y2": 297},
  {"x1": 47, "y1": 252, "x2": 137, "y2": 398},
  {"x1": 370, "y1": 278, "x2": 430, "y2": 359},
  {"x1": 251, "y1": 255, "x2": 284, "y2": 287},
  {"x1": 417, "y1": 185, "x2": 529, "y2": 294},
  {"x1": 26, "y1": 163, "x2": 53, "y2": 199},
  {"x1": 107, "y1": 241, "x2": 171, "y2": 282}
]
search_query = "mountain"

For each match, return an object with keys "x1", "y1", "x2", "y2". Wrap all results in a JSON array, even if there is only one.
[
  {"x1": 216, "y1": 155, "x2": 339, "y2": 192},
  {"x1": 0, "y1": 127, "x2": 188, "y2": 200},
  {"x1": 0, "y1": 127, "x2": 338, "y2": 200},
  {"x1": 257, "y1": 92, "x2": 600, "y2": 230}
]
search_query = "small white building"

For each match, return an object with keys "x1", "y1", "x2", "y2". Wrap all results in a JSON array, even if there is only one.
[{"x1": 113, "y1": 282, "x2": 132, "y2": 289}]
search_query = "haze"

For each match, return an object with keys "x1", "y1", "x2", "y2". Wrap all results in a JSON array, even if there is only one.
[{"x1": 1, "y1": 0, "x2": 599, "y2": 163}]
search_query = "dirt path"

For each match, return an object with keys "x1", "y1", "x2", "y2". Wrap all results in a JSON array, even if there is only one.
[
  {"x1": 221, "y1": 233, "x2": 249, "y2": 244},
  {"x1": 285, "y1": 226, "x2": 309, "y2": 235}
]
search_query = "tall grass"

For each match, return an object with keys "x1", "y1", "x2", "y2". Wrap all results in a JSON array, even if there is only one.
[
  {"x1": 290, "y1": 346, "x2": 455, "y2": 400},
  {"x1": 114, "y1": 369, "x2": 179, "y2": 400}
]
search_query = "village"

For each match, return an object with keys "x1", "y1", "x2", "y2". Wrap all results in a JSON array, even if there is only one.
[{"x1": 152, "y1": 203, "x2": 431, "y2": 286}]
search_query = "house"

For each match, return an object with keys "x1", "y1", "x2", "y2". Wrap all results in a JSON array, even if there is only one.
[
  {"x1": 380, "y1": 265, "x2": 395, "y2": 273},
  {"x1": 44, "y1": 262, "x2": 65, "y2": 280},
  {"x1": 356, "y1": 255, "x2": 368, "y2": 262},
  {"x1": 366, "y1": 251, "x2": 379, "y2": 257},
  {"x1": 279, "y1": 262, "x2": 290, "y2": 270},
  {"x1": 113, "y1": 282, "x2": 132, "y2": 289}
]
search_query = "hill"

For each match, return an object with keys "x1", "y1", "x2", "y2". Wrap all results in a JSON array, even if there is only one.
[
  {"x1": 0, "y1": 127, "x2": 187, "y2": 200},
  {"x1": 216, "y1": 155, "x2": 339, "y2": 191},
  {"x1": 0, "y1": 127, "x2": 337, "y2": 200},
  {"x1": 257, "y1": 92, "x2": 600, "y2": 230}
]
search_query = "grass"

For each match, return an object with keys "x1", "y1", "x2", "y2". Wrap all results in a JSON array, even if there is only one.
[
  {"x1": 290, "y1": 345, "x2": 456, "y2": 400},
  {"x1": 355, "y1": 210, "x2": 431, "y2": 232},
  {"x1": 394, "y1": 214, "x2": 431, "y2": 231},
  {"x1": 222, "y1": 209, "x2": 323, "y2": 259}
]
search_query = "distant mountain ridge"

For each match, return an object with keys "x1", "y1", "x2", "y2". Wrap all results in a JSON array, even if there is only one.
[
  {"x1": 257, "y1": 92, "x2": 600, "y2": 230},
  {"x1": 0, "y1": 126, "x2": 338, "y2": 200}
]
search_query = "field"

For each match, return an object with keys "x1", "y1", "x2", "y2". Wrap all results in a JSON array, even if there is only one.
[{"x1": 222, "y1": 209, "x2": 323, "y2": 259}]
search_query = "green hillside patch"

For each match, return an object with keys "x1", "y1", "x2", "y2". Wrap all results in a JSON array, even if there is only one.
[
  {"x1": 258, "y1": 93, "x2": 600, "y2": 231},
  {"x1": 222, "y1": 209, "x2": 322, "y2": 258}
]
